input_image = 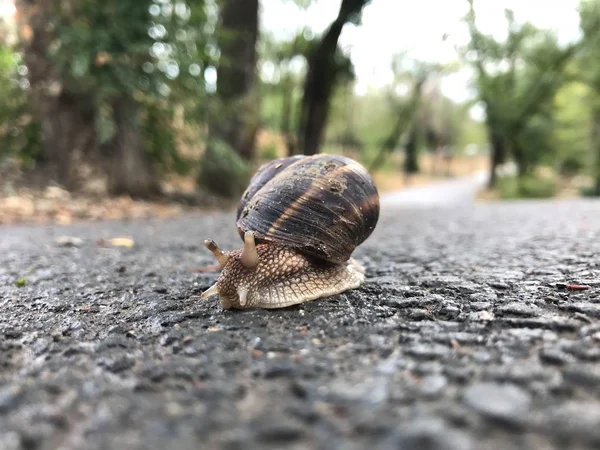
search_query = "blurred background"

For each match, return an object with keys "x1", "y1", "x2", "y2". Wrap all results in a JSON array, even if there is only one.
[{"x1": 0, "y1": 0, "x2": 599, "y2": 224}]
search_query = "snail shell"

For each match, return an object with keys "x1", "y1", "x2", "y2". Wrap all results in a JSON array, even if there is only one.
[
  {"x1": 236, "y1": 154, "x2": 380, "y2": 264},
  {"x1": 200, "y1": 154, "x2": 380, "y2": 309}
]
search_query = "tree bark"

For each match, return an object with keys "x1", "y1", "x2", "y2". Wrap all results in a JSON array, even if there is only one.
[
  {"x1": 368, "y1": 76, "x2": 426, "y2": 172},
  {"x1": 488, "y1": 129, "x2": 505, "y2": 188},
  {"x1": 593, "y1": 107, "x2": 600, "y2": 196},
  {"x1": 16, "y1": 0, "x2": 96, "y2": 189},
  {"x1": 105, "y1": 96, "x2": 160, "y2": 198},
  {"x1": 404, "y1": 124, "x2": 419, "y2": 174},
  {"x1": 212, "y1": 0, "x2": 260, "y2": 160},
  {"x1": 298, "y1": 0, "x2": 368, "y2": 155},
  {"x1": 280, "y1": 75, "x2": 297, "y2": 156}
]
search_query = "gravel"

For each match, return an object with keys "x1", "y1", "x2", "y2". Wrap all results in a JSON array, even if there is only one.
[{"x1": 1, "y1": 197, "x2": 600, "y2": 449}]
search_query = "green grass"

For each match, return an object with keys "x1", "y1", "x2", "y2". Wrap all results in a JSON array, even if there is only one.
[{"x1": 497, "y1": 174, "x2": 558, "y2": 199}]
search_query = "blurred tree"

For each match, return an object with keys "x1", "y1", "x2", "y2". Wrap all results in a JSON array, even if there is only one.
[
  {"x1": 15, "y1": 0, "x2": 97, "y2": 190},
  {"x1": 464, "y1": 0, "x2": 576, "y2": 187},
  {"x1": 210, "y1": 0, "x2": 259, "y2": 160},
  {"x1": 198, "y1": 0, "x2": 259, "y2": 197},
  {"x1": 0, "y1": 30, "x2": 41, "y2": 167},
  {"x1": 369, "y1": 56, "x2": 450, "y2": 173},
  {"x1": 368, "y1": 74, "x2": 425, "y2": 172},
  {"x1": 13, "y1": 0, "x2": 211, "y2": 197},
  {"x1": 552, "y1": 79, "x2": 593, "y2": 177},
  {"x1": 579, "y1": 0, "x2": 600, "y2": 195},
  {"x1": 258, "y1": 30, "x2": 311, "y2": 156},
  {"x1": 298, "y1": 0, "x2": 369, "y2": 155}
]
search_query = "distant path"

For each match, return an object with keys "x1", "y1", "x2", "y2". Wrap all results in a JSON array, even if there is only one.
[{"x1": 380, "y1": 170, "x2": 488, "y2": 209}]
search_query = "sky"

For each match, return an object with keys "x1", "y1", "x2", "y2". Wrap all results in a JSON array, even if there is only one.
[
  {"x1": 261, "y1": 0, "x2": 582, "y2": 111},
  {"x1": 0, "y1": 0, "x2": 14, "y2": 18}
]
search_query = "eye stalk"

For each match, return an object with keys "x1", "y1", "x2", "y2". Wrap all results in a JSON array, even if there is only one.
[
  {"x1": 240, "y1": 231, "x2": 259, "y2": 269},
  {"x1": 203, "y1": 239, "x2": 230, "y2": 267}
]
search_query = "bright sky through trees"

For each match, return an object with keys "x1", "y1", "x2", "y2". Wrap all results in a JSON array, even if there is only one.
[{"x1": 261, "y1": 0, "x2": 581, "y2": 118}]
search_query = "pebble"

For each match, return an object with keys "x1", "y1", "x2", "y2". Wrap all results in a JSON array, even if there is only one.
[
  {"x1": 468, "y1": 310, "x2": 494, "y2": 322},
  {"x1": 418, "y1": 374, "x2": 448, "y2": 398},
  {"x1": 462, "y1": 382, "x2": 531, "y2": 426},
  {"x1": 381, "y1": 418, "x2": 473, "y2": 450},
  {"x1": 497, "y1": 301, "x2": 539, "y2": 317}
]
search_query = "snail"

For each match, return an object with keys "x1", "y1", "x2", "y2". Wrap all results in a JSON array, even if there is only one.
[{"x1": 200, "y1": 153, "x2": 380, "y2": 309}]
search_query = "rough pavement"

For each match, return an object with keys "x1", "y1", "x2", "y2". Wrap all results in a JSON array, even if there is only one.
[{"x1": 1, "y1": 187, "x2": 600, "y2": 449}]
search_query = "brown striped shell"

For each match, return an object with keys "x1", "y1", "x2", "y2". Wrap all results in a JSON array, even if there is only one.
[{"x1": 236, "y1": 154, "x2": 380, "y2": 264}]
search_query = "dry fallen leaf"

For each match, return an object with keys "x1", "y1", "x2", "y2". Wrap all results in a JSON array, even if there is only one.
[{"x1": 108, "y1": 238, "x2": 135, "y2": 248}]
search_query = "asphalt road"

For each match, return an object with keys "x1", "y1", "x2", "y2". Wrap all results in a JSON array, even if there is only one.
[{"x1": 1, "y1": 177, "x2": 600, "y2": 450}]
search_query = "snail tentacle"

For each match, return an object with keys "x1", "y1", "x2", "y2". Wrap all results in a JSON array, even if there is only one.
[
  {"x1": 240, "y1": 231, "x2": 259, "y2": 269},
  {"x1": 204, "y1": 239, "x2": 230, "y2": 267},
  {"x1": 200, "y1": 283, "x2": 219, "y2": 299}
]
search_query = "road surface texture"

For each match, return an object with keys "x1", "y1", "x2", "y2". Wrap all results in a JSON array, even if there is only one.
[{"x1": 1, "y1": 176, "x2": 600, "y2": 450}]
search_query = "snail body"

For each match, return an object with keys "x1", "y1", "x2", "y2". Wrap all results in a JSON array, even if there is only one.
[{"x1": 200, "y1": 154, "x2": 380, "y2": 309}]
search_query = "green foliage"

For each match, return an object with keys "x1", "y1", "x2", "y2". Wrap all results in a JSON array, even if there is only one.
[
  {"x1": 259, "y1": 141, "x2": 279, "y2": 162},
  {"x1": 580, "y1": 184, "x2": 600, "y2": 197},
  {"x1": 496, "y1": 174, "x2": 557, "y2": 199},
  {"x1": 552, "y1": 80, "x2": 593, "y2": 176},
  {"x1": 198, "y1": 139, "x2": 250, "y2": 197},
  {"x1": 0, "y1": 46, "x2": 41, "y2": 165},
  {"x1": 142, "y1": 100, "x2": 193, "y2": 175},
  {"x1": 579, "y1": 0, "x2": 600, "y2": 191},
  {"x1": 463, "y1": 1, "x2": 576, "y2": 183},
  {"x1": 7, "y1": 0, "x2": 213, "y2": 173}
]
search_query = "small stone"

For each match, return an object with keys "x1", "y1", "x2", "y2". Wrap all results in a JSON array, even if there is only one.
[
  {"x1": 468, "y1": 310, "x2": 494, "y2": 322},
  {"x1": 54, "y1": 236, "x2": 84, "y2": 247},
  {"x1": 497, "y1": 302, "x2": 539, "y2": 317},
  {"x1": 96, "y1": 355, "x2": 135, "y2": 373},
  {"x1": 159, "y1": 331, "x2": 182, "y2": 346},
  {"x1": 0, "y1": 431, "x2": 22, "y2": 450},
  {"x1": 565, "y1": 302, "x2": 600, "y2": 319},
  {"x1": 254, "y1": 418, "x2": 304, "y2": 443},
  {"x1": 4, "y1": 329, "x2": 22, "y2": 340},
  {"x1": 290, "y1": 380, "x2": 310, "y2": 399},
  {"x1": 562, "y1": 364, "x2": 600, "y2": 388},
  {"x1": 0, "y1": 385, "x2": 22, "y2": 413},
  {"x1": 418, "y1": 375, "x2": 448, "y2": 398},
  {"x1": 541, "y1": 401, "x2": 600, "y2": 443},
  {"x1": 462, "y1": 382, "x2": 531, "y2": 427},
  {"x1": 470, "y1": 301, "x2": 492, "y2": 311},
  {"x1": 262, "y1": 361, "x2": 296, "y2": 379},
  {"x1": 32, "y1": 338, "x2": 51, "y2": 356},
  {"x1": 539, "y1": 347, "x2": 575, "y2": 366},
  {"x1": 381, "y1": 418, "x2": 473, "y2": 450},
  {"x1": 405, "y1": 344, "x2": 452, "y2": 361}
]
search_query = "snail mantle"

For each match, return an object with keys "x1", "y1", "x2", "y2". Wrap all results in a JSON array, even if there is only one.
[{"x1": 200, "y1": 154, "x2": 380, "y2": 309}]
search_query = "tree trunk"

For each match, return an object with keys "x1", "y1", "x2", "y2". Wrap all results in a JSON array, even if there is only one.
[
  {"x1": 105, "y1": 96, "x2": 160, "y2": 198},
  {"x1": 280, "y1": 75, "x2": 297, "y2": 156},
  {"x1": 298, "y1": 0, "x2": 368, "y2": 155},
  {"x1": 488, "y1": 130, "x2": 505, "y2": 188},
  {"x1": 593, "y1": 107, "x2": 600, "y2": 196},
  {"x1": 212, "y1": 0, "x2": 259, "y2": 160},
  {"x1": 404, "y1": 124, "x2": 419, "y2": 174},
  {"x1": 368, "y1": 77, "x2": 426, "y2": 172},
  {"x1": 16, "y1": 0, "x2": 96, "y2": 189}
]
